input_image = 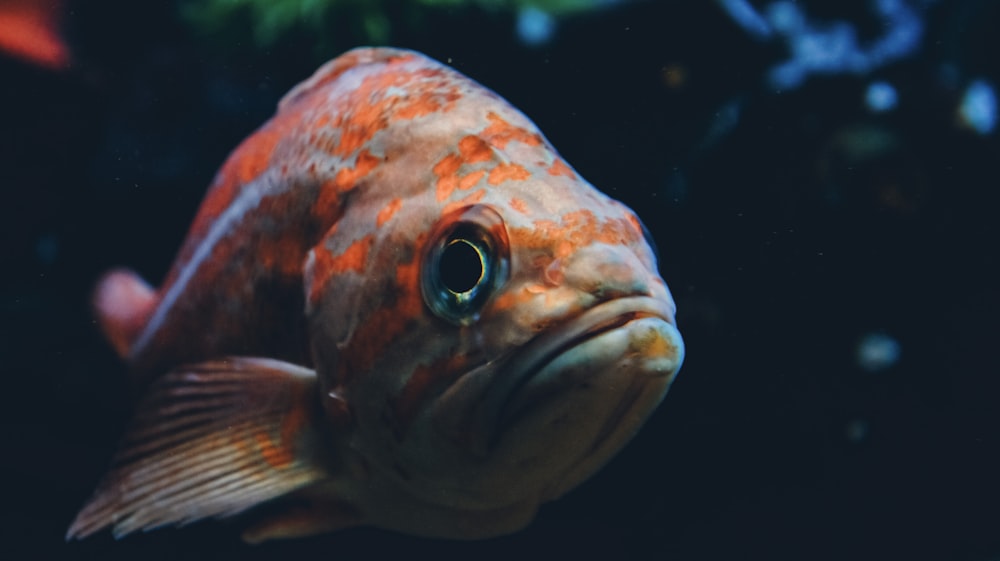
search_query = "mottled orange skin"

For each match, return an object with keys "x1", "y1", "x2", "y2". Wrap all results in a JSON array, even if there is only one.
[
  {"x1": 124, "y1": 48, "x2": 623, "y2": 380},
  {"x1": 124, "y1": 49, "x2": 470, "y2": 378},
  {"x1": 94, "y1": 47, "x2": 683, "y2": 540}
]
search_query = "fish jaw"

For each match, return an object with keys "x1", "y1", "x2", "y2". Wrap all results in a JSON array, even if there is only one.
[
  {"x1": 500, "y1": 309, "x2": 683, "y2": 501},
  {"x1": 429, "y1": 296, "x2": 684, "y2": 501},
  {"x1": 301, "y1": 299, "x2": 681, "y2": 541}
]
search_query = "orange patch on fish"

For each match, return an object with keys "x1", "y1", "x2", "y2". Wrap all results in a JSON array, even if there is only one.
[
  {"x1": 330, "y1": 68, "x2": 462, "y2": 158},
  {"x1": 313, "y1": 150, "x2": 381, "y2": 222},
  {"x1": 309, "y1": 235, "x2": 374, "y2": 304},
  {"x1": 434, "y1": 138, "x2": 491, "y2": 202},
  {"x1": 313, "y1": 113, "x2": 332, "y2": 129},
  {"x1": 509, "y1": 197, "x2": 530, "y2": 215},
  {"x1": 434, "y1": 153, "x2": 464, "y2": 201},
  {"x1": 481, "y1": 112, "x2": 543, "y2": 149},
  {"x1": 376, "y1": 198, "x2": 403, "y2": 227},
  {"x1": 280, "y1": 49, "x2": 416, "y2": 111},
  {"x1": 395, "y1": 86, "x2": 452, "y2": 120},
  {"x1": 330, "y1": 236, "x2": 373, "y2": 275},
  {"x1": 548, "y1": 158, "x2": 576, "y2": 179},
  {"x1": 331, "y1": 150, "x2": 381, "y2": 191},
  {"x1": 510, "y1": 210, "x2": 642, "y2": 257},
  {"x1": 487, "y1": 162, "x2": 530, "y2": 186},
  {"x1": 458, "y1": 135, "x2": 494, "y2": 163},
  {"x1": 442, "y1": 189, "x2": 486, "y2": 216},
  {"x1": 334, "y1": 230, "x2": 426, "y2": 384},
  {"x1": 458, "y1": 169, "x2": 485, "y2": 191},
  {"x1": 255, "y1": 429, "x2": 295, "y2": 469}
]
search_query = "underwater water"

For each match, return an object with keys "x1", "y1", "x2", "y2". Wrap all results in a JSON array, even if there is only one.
[{"x1": 1, "y1": 0, "x2": 998, "y2": 559}]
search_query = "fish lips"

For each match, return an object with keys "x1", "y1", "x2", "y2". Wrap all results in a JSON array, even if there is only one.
[{"x1": 431, "y1": 296, "x2": 685, "y2": 462}]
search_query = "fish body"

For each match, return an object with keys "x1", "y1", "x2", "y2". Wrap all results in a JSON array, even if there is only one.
[{"x1": 69, "y1": 47, "x2": 684, "y2": 542}]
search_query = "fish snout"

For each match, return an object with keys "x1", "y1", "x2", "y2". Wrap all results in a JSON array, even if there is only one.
[{"x1": 558, "y1": 242, "x2": 661, "y2": 303}]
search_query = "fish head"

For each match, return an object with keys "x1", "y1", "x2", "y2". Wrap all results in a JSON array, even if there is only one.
[
  {"x1": 301, "y1": 49, "x2": 684, "y2": 523},
  {"x1": 307, "y1": 196, "x2": 683, "y2": 516}
]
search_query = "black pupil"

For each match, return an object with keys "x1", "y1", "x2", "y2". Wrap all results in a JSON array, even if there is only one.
[{"x1": 440, "y1": 238, "x2": 484, "y2": 294}]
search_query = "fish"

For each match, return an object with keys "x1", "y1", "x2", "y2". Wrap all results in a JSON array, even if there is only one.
[
  {"x1": 66, "y1": 47, "x2": 685, "y2": 543},
  {"x1": 0, "y1": 0, "x2": 70, "y2": 69}
]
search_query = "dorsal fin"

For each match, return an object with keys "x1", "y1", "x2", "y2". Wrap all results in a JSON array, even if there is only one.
[
  {"x1": 66, "y1": 357, "x2": 332, "y2": 540},
  {"x1": 92, "y1": 268, "x2": 158, "y2": 358}
]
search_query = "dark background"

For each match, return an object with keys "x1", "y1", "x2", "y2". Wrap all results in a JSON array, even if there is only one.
[{"x1": 2, "y1": 1, "x2": 998, "y2": 559}]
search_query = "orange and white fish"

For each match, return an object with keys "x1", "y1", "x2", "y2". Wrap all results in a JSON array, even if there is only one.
[{"x1": 67, "y1": 47, "x2": 684, "y2": 543}]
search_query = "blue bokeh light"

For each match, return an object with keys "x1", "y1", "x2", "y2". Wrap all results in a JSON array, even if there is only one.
[
  {"x1": 719, "y1": 0, "x2": 937, "y2": 89},
  {"x1": 717, "y1": 0, "x2": 773, "y2": 39},
  {"x1": 959, "y1": 79, "x2": 997, "y2": 135},
  {"x1": 516, "y1": 6, "x2": 557, "y2": 46},
  {"x1": 857, "y1": 332, "x2": 901, "y2": 372},
  {"x1": 865, "y1": 81, "x2": 898, "y2": 112}
]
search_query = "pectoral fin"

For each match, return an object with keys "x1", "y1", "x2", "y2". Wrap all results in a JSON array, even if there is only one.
[{"x1": 67, "y1": 358, "x2": 331, "y2": 540}]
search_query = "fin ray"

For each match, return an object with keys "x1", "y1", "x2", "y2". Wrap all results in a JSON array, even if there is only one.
[{"x1": 67, "y1": 358, "x2": 329, "y2": 540}]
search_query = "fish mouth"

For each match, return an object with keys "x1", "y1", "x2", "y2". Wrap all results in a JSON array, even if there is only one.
[{"x1": 431, "y1": 296, "x2": 684, "y2": 459}]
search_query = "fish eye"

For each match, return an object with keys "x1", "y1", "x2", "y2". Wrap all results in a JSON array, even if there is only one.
[
  {"x1": 440, "y1": 237, "x2": 487, "y2": 295},
  {"x1": 422, "y1": 206, "x2": 509, "y2": 325}
]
